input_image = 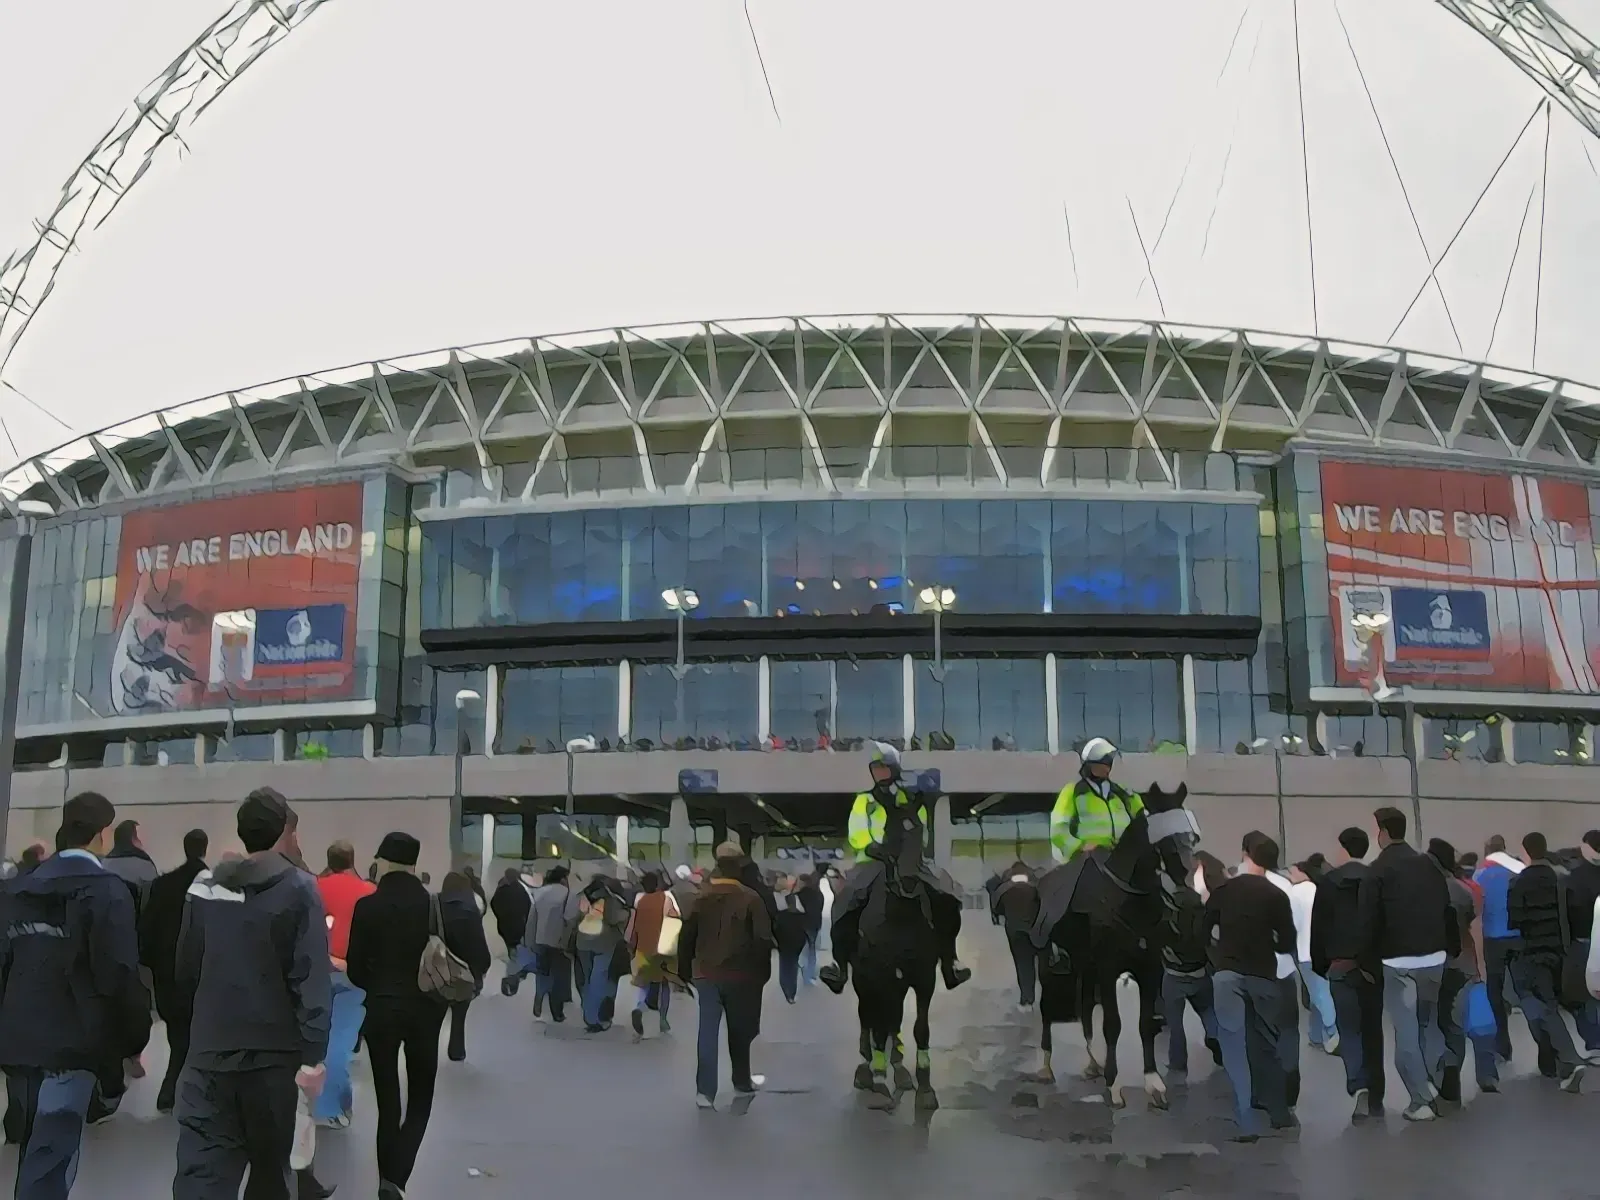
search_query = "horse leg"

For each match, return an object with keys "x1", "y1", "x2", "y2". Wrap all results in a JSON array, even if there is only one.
[
  {"x1": 864, "y1": 988, "x2": 897, "y2": 1109},
  {"x1": 1139, "y1": 964, "x2": 1168, "y2": 1111},
  {"x1": 913, "y1": 968, "x2": 938, "y2": 1111},
  {"x1": 854, "y1": 988, "x2": 875, "y2": 1091},
  {"x1": 1100, "y1": 963, "x2": 1125, "y2": 1108},
  {"x1": 1080, "y1": 972, "x2": 1103, "y2": 1081}
]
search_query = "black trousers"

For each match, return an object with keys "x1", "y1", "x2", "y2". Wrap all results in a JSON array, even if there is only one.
[
  {"x1": 155, "y1": 985, "x2": 191, "y2": 1108},
  {"x1": 172, "y1": 1064, "x2": 298, "y2": 1200},
  {"x1": 365, "y1": 999, "x2": 446, "y2": 1189},
  {"x1": 1006, "y1": 930, "x2": 1037, "y2": 1005},
  {"x1": 448, "y1": 1000, "x2": 471, "y2": 1059},
  {"x1": 1483, "y1": 936, "x2": 1518, "y2": 1061}
]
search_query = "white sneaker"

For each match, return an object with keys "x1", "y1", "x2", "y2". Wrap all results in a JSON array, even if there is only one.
[
  {"x1": 1402, "y1": 1102, "x2": 1435, "y2": 1122},
  {"x1": 1323, "y1": 1032, "x2": 1340, "y2": 1055},
  {"x1": 734, "y1": 1074, "x2": 765, "y2": 1093},
  {"x1": 695, "y1": 1094, "x2": 715, "y2": 1109}
]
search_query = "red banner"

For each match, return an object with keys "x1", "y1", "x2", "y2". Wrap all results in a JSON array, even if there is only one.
[
  {"x1": 110, "y1": 483, "x2": 364, "y2": 715},
  {"x1": 1321, "y1": 460, "x2": 1600, "y2": 693}
]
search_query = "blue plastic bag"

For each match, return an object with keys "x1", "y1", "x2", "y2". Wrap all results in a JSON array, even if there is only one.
[{"x1": 1464, "y1": 980, "x2": 1496, "y2": 1039}]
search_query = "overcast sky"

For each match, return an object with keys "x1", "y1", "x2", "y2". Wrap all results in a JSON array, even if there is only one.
[{"x1": 5, "y1": 0, "x2": 1600, "y2": 465}]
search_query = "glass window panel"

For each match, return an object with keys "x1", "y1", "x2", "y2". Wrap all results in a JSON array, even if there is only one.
[
  {"x1": 630, "y1": 663, "x2": 759, "y2": 747},
  {"x1": 916, "y1": 658, "x2": 1046, "y2": 750},
  {"x1": 835, "y1": 658, "x2": 903, "y2": 742},
  {"x1": 1321, "y1": 713, "x2": 1404, "y2": 757},
  {"x1": 498, "y1": 666, "x2": 618, "y2": 753},
  {"x1": 1058, "y1": 658, "x2": 1183, "y2": 753},
  {"x1": 771, "y1": 661, "x2": 832, "y2": 744},
  {"x1": 433, "y1": 669, "x2": 489, "y2": 755}
]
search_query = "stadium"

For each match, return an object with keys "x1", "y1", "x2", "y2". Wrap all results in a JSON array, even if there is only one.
[
  {"x1": 3, "y1": 313, "x2": 1600, "y2": 884},
  {"x1": 6, "y1": 3, "x2": 1600, "y2": 884}
]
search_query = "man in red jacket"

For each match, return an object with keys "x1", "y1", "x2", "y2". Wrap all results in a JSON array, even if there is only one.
[{"x1": 314, "y1": 841, "x2": 374, "y2": 1127}]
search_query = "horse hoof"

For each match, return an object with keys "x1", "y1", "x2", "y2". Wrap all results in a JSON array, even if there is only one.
[
  {"x1": 866, "y1": 1085, "x2": 895, "y2": 1110},
  {"x1": 853, "y1": 1063, "x2": 875, "y2": 1091},
  {"x1": 1021, "y1": 1068, "x2": 1055, "y2": 1085},
  {"x1": 1108, "y1": 1088, "x2": 1127, "y2": 1110},
  {"x1": 915, "y1": 1088, "x2": 940, "y2": 1112},
  {"x1": 1082, "y1": 1063, "x2": 1103, "y2": 1082},
  {"x1": 1146, "y1": 1072, "x2": 1169, "y2": 1111}
]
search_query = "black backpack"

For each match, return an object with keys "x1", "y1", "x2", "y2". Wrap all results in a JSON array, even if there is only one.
[{"x1": 1161, "y1": 884, "x2": 1209, "y2": 973}]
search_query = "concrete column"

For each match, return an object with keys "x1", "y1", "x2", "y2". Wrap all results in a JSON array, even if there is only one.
[
  {"x1": 615, "y1": 814, "x2": 630, "y2": 868},
  {"x1": 666, "y1": 795, "x2": 692, "y2": 866},
  {"x1": 484, "y1": 663, "x2": 500, "y2": 755},
  {"x1": 480, "y1": 813, "x2": 495, "y2": 883},
  {"x1": 1499, "y1": 718, "x2": 1517, "y2": 765},
  {"x1": 618, "y1": 660, "x2": 632, "y2": 741},
  {"x1": 1045, "y1": 652, "x2": 1060, "y2": 755},
  {"x1": 933, "y1": 793, "x2": 953, "y2": 869},
  {"x1": 361, "y1": 724, "x2": 376, "y2": 760},
  {"x1": 758, "y1": 656, "x2": 771, "y2": 742},
  {"x1": 902, "y1": 654, "x2": 915, "y2": 744},
  {"x1": 1181, "y1": 654, "x2": 1198, "y2": 754}
]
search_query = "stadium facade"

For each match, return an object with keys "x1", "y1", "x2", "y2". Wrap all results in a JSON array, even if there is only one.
[{"x1": 4, "y1": 313, "x2": 1600, "y2": 884}]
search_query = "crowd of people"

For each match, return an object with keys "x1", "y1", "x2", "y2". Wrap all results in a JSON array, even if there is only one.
[
  {"x1": 0, "y1": 790, "x2": 492, "y2": 1200},
  {"x1": 490, "y1": 850, "x2": 833, "y2": 1105},
  {"x1": 992, "y1": 806, "x2": 1600, "y2": 1140}
]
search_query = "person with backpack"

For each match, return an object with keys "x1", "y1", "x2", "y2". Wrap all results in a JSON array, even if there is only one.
[
  {"x1": 1162, "y1": 850, "x2": 1224, "y2": 1076},
  {"x1": 345, "y1": 832, "x2": 480, "y2": 1200},
  {"x1": 0, "y1": 792, "x2": 150, "y2": 1200}
]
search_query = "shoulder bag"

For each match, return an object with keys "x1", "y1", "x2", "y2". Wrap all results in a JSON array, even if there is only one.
[
  {"x1": 418, "y1": 894, "x2": 478, "y2": 1004},
  {"x1": 656, "y1": 890, "x2": 683, "y2": 957}
]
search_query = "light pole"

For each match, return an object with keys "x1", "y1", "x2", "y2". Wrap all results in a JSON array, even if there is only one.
[
  {"x1": 918, "y1": 585, "x2": 956, "y2": 681},
  {"x1": 1251, "y1": 734, "x2": 1302, "y2": 858},
  {"x1": 452, "y1": 688, "x2": 481, "y2": 867},
  {"x1": 564, "y1": 735, "x2": 597, "y2": 864},
  {"x1": 1350, "y1": 611, "x2": 1422, "y2": 844},
  {"x1": 213, "y1": 609, "x2": 256, "y2": 759},
  {"x1": 662, "y1": 588, "x2": 699, "y2": 742}
]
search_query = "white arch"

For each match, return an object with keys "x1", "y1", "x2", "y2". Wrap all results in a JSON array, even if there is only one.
[
  {"x1": 0, "y1": 0, "x2": 335, "y2": 381},
  {"x1": 4, "y1": 0, "x2": 1600, "y2": 417}
]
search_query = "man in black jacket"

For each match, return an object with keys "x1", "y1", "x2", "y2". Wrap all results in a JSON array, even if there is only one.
[
  {"x1": 1311, "y1": 826, "x2": 1383, "y2": 1120},
  {"x1": 1507, "y1": 831, "x2": 1585, "y2": 1091},
  {"x1": 141, "y1": 828, "x2": 209, "y2": 1113},
  {"x1": 1566, "y1": 831, "x2": 1600, "y2": 1054},
  {"x1": 173, "y1": 789, "x2": 330, "y2": 1200},
  {"x1": 987, "y1": 862, "x2": 1042, "y2": 1009},
  {"x1": 0, "y1": 792, "x2": 150, "y2": 1199},
  {"x1": 1357, "y1": 806, "x2": 1459, "y2": 1122}
]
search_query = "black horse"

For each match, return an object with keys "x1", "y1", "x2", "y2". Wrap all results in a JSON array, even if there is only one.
[
  {"x1": 1027, "y1": 782, "x2": 1197, "y2": 1109},
  {"x1": 836, "y1": 810, "x2": 958, "y2": 1112}
]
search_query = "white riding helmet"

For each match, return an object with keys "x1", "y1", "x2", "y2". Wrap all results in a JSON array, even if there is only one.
[
  {"x1": 869, "y1": 740, "x2": 902, "y2": 770},
  {"x1": 1080, "y1": 737, "x2": 1119, "y2": 766}
]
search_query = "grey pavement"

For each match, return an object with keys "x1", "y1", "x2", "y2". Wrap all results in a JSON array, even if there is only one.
[{"x1": 4, "y1": 925, "x2": 1594, "y2": 1199}]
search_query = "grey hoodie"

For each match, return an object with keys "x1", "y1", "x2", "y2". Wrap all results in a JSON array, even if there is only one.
[
  {"x1": 176, "y1": 851, "x2": 331, "y2": 1072},
  {"x1": 526, "y1": 882, "x2": 580, "y2": 950}
]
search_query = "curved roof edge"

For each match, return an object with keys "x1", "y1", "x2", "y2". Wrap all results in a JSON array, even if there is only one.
[{"x1": 9, "y1": 312, "x2": 1600, "y2": 515}]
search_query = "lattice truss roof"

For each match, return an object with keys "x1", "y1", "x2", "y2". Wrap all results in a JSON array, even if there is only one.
[{"x1": 9, "y1": 314, "x2": 1600, "y2": 514}]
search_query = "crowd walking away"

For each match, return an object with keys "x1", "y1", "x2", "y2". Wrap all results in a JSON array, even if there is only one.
[{"x1": 6, "y1": 775, "x2": 1600, "y2": 1194}]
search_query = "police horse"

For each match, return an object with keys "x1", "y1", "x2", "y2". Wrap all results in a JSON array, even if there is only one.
[
  {"x1": 830, "y1": 805, "x2": 962, "y2": 1111},
  {"x1": 1027, "y1": 783, "x2": 1198, "y2": 1109}
]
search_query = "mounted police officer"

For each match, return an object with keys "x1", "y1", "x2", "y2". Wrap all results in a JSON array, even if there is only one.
[
  {"x1": 820, "y1": 743, "x2": 970, "y2": 993},
  {"x1": 1051, "y1": 738, "x2": 1144, "y2": 864}
]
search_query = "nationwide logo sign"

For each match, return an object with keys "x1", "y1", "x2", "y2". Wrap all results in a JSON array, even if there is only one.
[
  {"x1": 254, "y1": 605, "x2": 346, "y2": 667},
  {"x1": 1322, "y1": 460, "x2": 1600, "y2": 694}
]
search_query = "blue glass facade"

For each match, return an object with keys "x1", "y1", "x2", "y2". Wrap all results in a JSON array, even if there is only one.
[{"x1": 421, "y1": 498, "x2": 1261, "y2": 626}]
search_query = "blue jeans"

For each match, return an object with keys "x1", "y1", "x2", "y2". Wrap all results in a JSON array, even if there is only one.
[
  {"x1": 635, "y1": 981, "x2": 672, "y2": 1018},
  {"x1": 1211, "y1": 971, "x2": 1290, "y2": 1136},
  {"x1": 7, "y1": 1067, "x2": 96, "y2": 1200},
  {"x1": 1572, "y1": 995, "x2": 1600, "y2": 1053},
  {"x1": 313, "y1": 971, "x2": 365, "y2": 1122},
  {"x1": 778, "y1": 952, "x2": 800, "y2": 1002},
  {"x1": 1162, "y1": 970, "x2": 1216, "y2": 1073},
  {"x1": 1327, "y1": 964, "x2": 1384, "y2": 1101},
  {"x1": 1298, "y1": 961, "x2": 1337, "y2": 1047},
  {"x1": 802, "y1": 935, "x2": 819, "y2": 984},
  {"x1": 578, "y1": 948, "x2": 617, "y2": 1027},
  {"x1": 1439, "y1": 968, "x2": 1498, "y2": 1091},
  {"x1": 1382, "y1": 963, "x2": 1444, "y2": 1107},
  {"x1": 1510, "y1": 951, "x2": 1582, "y2": 1073},
  {"x1": 695, "y1": 980, "x2": 759, "y2": 1101}
]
